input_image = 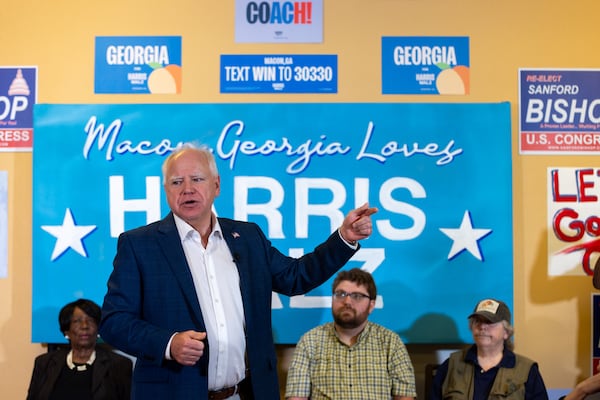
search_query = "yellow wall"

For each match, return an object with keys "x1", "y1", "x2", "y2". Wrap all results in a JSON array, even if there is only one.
[{"x1": 2, "y1": 0, "x2": 599, "y2": 397}]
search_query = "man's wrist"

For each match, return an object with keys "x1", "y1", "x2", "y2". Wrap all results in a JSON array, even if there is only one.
[
  {"x1": 165, "y1": 332, "x2": 178, "y2": 360},
  {"x1": 338, "y1": 229, "x2": 357, "y2": 245}
]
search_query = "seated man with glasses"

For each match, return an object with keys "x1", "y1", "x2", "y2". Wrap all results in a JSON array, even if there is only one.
[{"x1": 285, "y1": 268, "x2": 416, "y2": 400}]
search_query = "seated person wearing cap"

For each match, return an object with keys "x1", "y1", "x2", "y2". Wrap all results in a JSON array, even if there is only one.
[{"x1": 429, "y1": 299, "x2": 549, "y2": 400}]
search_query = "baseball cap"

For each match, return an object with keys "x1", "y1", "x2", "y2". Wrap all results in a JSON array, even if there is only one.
[{"x1": 468, "y1": 299, "x2": 511, "y2": 323}]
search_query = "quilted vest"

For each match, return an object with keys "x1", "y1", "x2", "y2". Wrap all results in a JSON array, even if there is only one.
[{"x1": 441, "y1": 349, "x2": 535, "y2": 400}]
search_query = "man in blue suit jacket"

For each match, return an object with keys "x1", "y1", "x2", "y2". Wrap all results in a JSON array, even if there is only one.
[{"x1": 99, "y1": 143, "x2": 377, "y2": 400}]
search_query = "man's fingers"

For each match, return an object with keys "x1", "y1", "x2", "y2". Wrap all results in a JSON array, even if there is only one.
[
  {"x1": 189, "y1": 331, "x2": 206, "y2": 341},
  {"x1": 361, "y1": 207, "x2": 378, "y2": 217},
  {"x1": 355, "y1": 207, "x2": 378, "y2": 222}
]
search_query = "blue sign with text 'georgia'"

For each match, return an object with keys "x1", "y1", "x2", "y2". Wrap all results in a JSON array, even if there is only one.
[
  {"x1": 382, "y1": 36, "x2": 470, "y2": 95},
  {"x1": 95, "y1": 36, "x2": 182, "y2": 94}
]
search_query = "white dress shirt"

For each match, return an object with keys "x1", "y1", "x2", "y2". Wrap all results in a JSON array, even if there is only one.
[{"x1": 173, "y1": 214, "x2": 246, "y2": 390}]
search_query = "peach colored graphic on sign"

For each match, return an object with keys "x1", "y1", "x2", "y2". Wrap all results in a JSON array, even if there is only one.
[
  {"x1": 435, "y1": 64, "x2": 469, "y2": 95},
  {"x1": 147, "y1": 63, "x2": 181, "y2": 94}
]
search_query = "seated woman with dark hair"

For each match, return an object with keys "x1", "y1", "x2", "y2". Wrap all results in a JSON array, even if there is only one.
[{"x1": 27, "y1": 299, "x2": 132, "y2": 400}]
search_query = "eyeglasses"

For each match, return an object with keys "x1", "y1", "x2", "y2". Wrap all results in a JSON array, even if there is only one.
[{"x1": 333, "y1": 290, "x2": 371, "y2": 302}]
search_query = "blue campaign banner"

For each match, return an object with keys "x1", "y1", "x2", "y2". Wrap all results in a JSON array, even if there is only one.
[
  {"x1": 382, "y1": 36, "x2": 470, "y2": 95},
  {"x1": 0, "y1": 66, "x2": 37, "y2": 151},
  {"x1": 94, "y1": 36, "x2": 182, "y2": 94},
  {"x1": 33, "y1": 102, "x2": 512, "y2": 344},
  {"x1": 519, "y1": 69, "x2": 600, "y2": 153},
  {"x1": 220, "y1": 55, "x2": 337, "y2": 93}
]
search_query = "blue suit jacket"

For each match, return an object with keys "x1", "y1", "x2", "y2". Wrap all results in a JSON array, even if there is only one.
[{"x1": 99, "y1": 212, "x2": 357, "y2": 400}]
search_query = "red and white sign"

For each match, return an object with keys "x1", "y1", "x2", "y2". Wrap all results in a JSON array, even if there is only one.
[
  {"x1": 0, "y1": 66, "x2": 37, "y2": 152},
  {"x1": 520, "y1": 69, "x2": 600, "y2": 154},
  {"x1": 548, "y1": 167, "x2": 600, "y2": 276}
]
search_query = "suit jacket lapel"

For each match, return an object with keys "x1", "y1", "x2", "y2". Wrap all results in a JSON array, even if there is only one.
[
  {"x1": 157, "y1": 212, "x2": 205, "y2": 328},
  {"x1": 91, "y1": 348, "x2": 109, "y2": 396},
  {"x1": 219, "y1": 219, "x2": 245, "y2": 273},
  {"x1": 219, "y1": 219, "x2": 251, "y2": 308},
  {"x1": 40, "y1": 350, "x2": 67, "y2": 398}
]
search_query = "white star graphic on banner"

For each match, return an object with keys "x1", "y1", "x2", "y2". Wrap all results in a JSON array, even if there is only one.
[
  {"x1": 41, "y1": 208, "x2": 97, "y2": 261},
  {"x1": 439, "y1": 210, "x2": 492, "y2": 261}
]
